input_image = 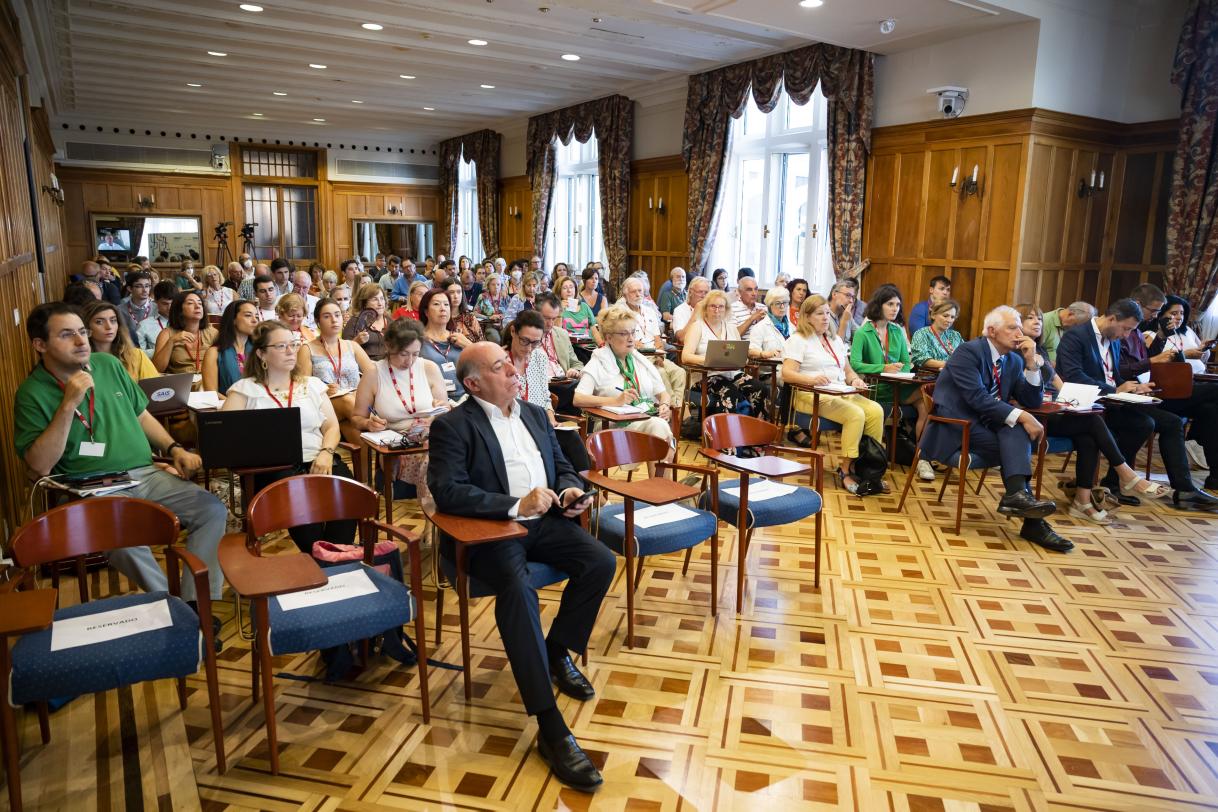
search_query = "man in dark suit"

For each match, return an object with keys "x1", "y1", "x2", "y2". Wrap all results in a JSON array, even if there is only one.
[
  {"x1": 921, "y1": 305, "x2": 1071, "y2": 551},
  {"x1": 1057, "y1": 298, "x2": 1218, "y2": 511},
  {"x1": 427, "y1": 342, "x2": 616, "y2": 793}
]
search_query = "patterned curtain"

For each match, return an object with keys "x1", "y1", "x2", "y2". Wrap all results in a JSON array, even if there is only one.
[
  {"x1": 682, "y1": 43, "x2": 875, "y2": 278},
  {"x1": 526, "y1": 94, "x2": 633, "y2": 287},
  {"x1": 437, "y1": 129, "x2": 501, "y2": 259},
  {"x1": 1166, "y1": 0, "x2": 1218, "y2": 315}
]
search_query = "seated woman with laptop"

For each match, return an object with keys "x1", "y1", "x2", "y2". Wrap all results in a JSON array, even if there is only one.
[
  {"x1": 680, "y1": 289, "x2": 770, "y2": 423},
  {"x1": 221, "y1": 320, "x2": 356, "y2": 551}
]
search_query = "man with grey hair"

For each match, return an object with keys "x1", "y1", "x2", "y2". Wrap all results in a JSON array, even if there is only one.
[
  {"x1": 658, "y1": 266, "x2": 687, "y2": 325},
  {"x1": 918, "y1": 305, "x2": 1073, "y2": 552},
  {"x1": 673, "y1": 276, "x2": 710, "y2": 341},
  {"x1": 827, "y1": 280, "x2": 858, "y2": 342},
  {"x1": 1041, "y1": 301, "x2": 1096, "y2": 362},
  {"x1": 291, "y1": 270, "x2": 320, "y2": 329}
]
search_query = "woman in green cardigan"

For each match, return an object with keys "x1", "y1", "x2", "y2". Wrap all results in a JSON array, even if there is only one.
[{"x1": 849, "y1": 283, "x2": 928, "y2": 431}]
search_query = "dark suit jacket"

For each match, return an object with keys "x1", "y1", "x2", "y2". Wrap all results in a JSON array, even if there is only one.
[
  {"x1": 1057, "y1": 321, "x2": 1122, "y2": 395},
  {"x1": 920, "y1": 336, "x2": 1043, "y2": 462},
  {"x1": 427, "y1": 397, "x2": 582, "y2": 519}
]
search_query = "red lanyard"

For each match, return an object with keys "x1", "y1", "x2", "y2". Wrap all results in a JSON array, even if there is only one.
[
  {"x1": 821, "y1": 335, "x2": 843, "y2": 369},
  {"x1": 706, "y1": 321, "x2": 724, "y2": 340},
  {"x1": 183, "y1": 329, "x2": 203, "y2": 371},
  {"x1": 388, "y1": 363, "x2": 417, "y2": 413},
  {"x1": 263, "y1": 379, "x2": 294, "y2": 408},
  {"x1": 542, "y1": 332, "x2": 559, "y2": 365},
  {"x1": 430, "y1": 339, "x2": 453, "y2": 360},
  {"x1": 517, "y1": 353, "x2": 531, "y2": 401},
  {"x1": 209, "y1": 290, "x2": 226, "y2": 310},
  {"x1": 48, "y1": 367, "x2": 96, "y2": 439},
  {"x1": 931, "y1": 327, "x2": 952, "y2": 355},
  {"x1": 322, "y1": 338, "x2": 343, "y2": 379}
]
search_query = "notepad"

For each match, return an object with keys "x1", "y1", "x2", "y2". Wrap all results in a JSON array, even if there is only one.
[
  {"x1": 1102, "y1": 392, "x2": 1158, "y2": 405},
  {"x1": 328, "y1": 387, "x2": 354, "y2": 398},
  {"x1": 276, "y1": 568, "x2": 378, "y2": 611},
  {"x1": 1055, "y1": 382, "x2": 1100, "y2": 411},
  {"x1": 361, "y1": 429, "x2": 405, "y2": 445},
  {"x1": 187, "y1": 391, "x2": 221, "y2": 410},
  {"x1": 723, "y1": 480, "x2": 798, "y2": 501},
  {"x1": 818, "y1": 383, "x2": 858, "y2": 394},
  {"x1": 600, "y1": 405, "x2": 645, "y2": 415},
  {"x1": 882, "y1": 372, "x2": 916, "y2": 380},
  {"x1": 51, "y1": 598, "x2": 172, "y2": 651}
]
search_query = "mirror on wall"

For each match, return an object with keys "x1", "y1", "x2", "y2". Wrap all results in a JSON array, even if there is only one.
[
  {"x1": 353, "y1": 221, "x2": 435, "y2": 263},
  {"x1": 91, "y1": 214, "x2": 203, "y2": 265}
]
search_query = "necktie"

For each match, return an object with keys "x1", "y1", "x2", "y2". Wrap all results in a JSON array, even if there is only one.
[{"x1": 991, "y1": 357, "x2": 1003, "y2": 399}]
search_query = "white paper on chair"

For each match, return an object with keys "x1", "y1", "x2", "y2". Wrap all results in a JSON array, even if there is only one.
[
  {"x1": 50, "y1": 598, "x2": 173, "y2": 651},
  {"x1": 723, "y1": 480, "x2": 798, "y2": 501},
  {"x1": 187, "y1": 391, "x2": 221, "y2": 410},
  {"x1": 609, "y1": 503, "x2": 700, "y2": 528},
  {"x1": 276, "y1": 568, "x2": 378, "y2": 611},
  {"x1": 361, "y1": 429, "x2": 405, "y2": 445},
  {"x1": 1056, "y1": 382, "x2": 1100, "y2": 411}
]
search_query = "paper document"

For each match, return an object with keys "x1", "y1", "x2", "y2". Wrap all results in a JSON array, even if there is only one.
[
  {"x1": 1103, "y1": 392, "x2": 1158, "y2": 404},
  {"x1": 724, "y1": 480, "x2": 799, "y2": 501},
  {"x1": 51, "y1": 598, "x2": 173, "y2": 651},
  {"x1": 554, "y1": 422, "x2": 581, "y2": 431},
  {"x1": 361, "y1": 429, "x2": 405, "y2": 445},
  {"x1": 818, "y1": 383, "x2": 857, "y2": 394},
  {"x1": 276, "y1": 568, "x2": 378, "y2": 611},
  {"x1": 405, "y1": 405, "x2": 448, "y2": 419},
  {"x1": 328, "y1": 387, "x2": 355, "y2": 398},
  {"x1": 882, "y1": 372, "x2": 916, "y2": 380},
  {"x1": 608, "y1": 503, "x2": 700, "y2": 528},
  {"x1": 188, "y1": 391, "x2": 221, "y2": 410},
  {"x1": 73, "y1": 480, "x2": 140, "y2": 497},
  {"x1": 1056, "y1": 382, "x2": 1100, "y2": 411},
  {"x1": 600, "y1": 405, "x2": 644, "y2": 415}
]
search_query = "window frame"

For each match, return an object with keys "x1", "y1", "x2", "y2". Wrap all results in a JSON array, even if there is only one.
[
  {"x1": 545, "y1": 135, "x2": 606, "y2": 272},
  {"x1": 456, "y1": 150, "x2": 482, "y2": 261}
]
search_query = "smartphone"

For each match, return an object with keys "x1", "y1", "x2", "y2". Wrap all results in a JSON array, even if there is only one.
[{"x1": 565, "y1": 488, "x2": 597, "y2": 506}]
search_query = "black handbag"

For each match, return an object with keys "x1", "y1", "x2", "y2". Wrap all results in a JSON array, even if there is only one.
[{"x1": 854, "y1": 434, "x2": 889, "y2": 494}]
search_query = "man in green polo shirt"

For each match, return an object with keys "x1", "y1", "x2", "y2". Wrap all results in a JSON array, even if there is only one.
[
  {"x1": 1041, "y1": 301, "x2": 1096, "y2": 363},
  {"x1": 15, "y1": 302, "x2": 226, "y2": 605}
]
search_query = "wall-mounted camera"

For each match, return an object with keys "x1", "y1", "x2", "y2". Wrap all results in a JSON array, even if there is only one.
[{"x1": 928, "y1": 86, "x2": 968, "y2": 119}]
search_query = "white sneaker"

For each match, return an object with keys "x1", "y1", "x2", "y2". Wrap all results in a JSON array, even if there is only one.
[
  {"x1": 1068, "y1": 500, "x2": 1112, "y2": 525},
  {"x1": 1186, "y1": 439, "x2": 1209, "y2": 470},
  {"x1": 917, "y1": 459, "x2": 935, "y2": 481}
]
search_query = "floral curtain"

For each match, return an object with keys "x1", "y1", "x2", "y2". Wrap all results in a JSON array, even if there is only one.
[
  {"x1": 526, "y1": 94, "x2": 633, "y2": 286},
  {"x1": 1166, "y1": 0, "x2": 1218, "y2": 315},
  {"x1": 438, "y1": 129, "x2": 501, "y2": 259},
  {"x1": 682, "y1": 42, "x2": 875, "y2": 278}
]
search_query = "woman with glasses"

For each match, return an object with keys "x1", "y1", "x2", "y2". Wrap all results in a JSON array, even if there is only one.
[
  {"x1": 392, "y1": 280, "x2": 429, "y2": 322},
  {"x1": 680, "y1": 289, "x2": 770, "y2": 423},
  {"x1": 351, "y1": 318, "x2": 451, "y2": 512},
  {"x1": 202, "y1": 299, "x2": 259, "y2": 395},
  {"x1": 749, "y1": 287, "x2": 790, "y2": 362},
  {"x1": 909, "y1": 299, "x2": 964, "y2": 479},
  {"x1": 418, "y1": 288, "x2": 466, "y2": 399},
  {"x1": 222, "y1": 320, "x2": 357, "y2": 550},
  {"x1": 151, "y1": 289, "x2": 216, "y2": 378},
  {"x1": 276, "y1": 292, "x2": 316, "y2": 345},
  {"x1": 82, "y1": 300, "x2": 158, "y2": 382},
  {"x1": 201, "y1": 265, "x2": 235, "y2": 316}
]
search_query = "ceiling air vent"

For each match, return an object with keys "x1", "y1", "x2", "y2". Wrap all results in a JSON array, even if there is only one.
[
  {"x1": 62, "y1": 142, "x2": 219, "y2": 171},
  {"x1": 333, "y1": 159, "x2": 439, "y2": 183}
]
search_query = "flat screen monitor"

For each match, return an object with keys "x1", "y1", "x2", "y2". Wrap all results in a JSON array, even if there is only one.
[{"x1": 96, "y1": 228, "x2": 131, "y2": 253}]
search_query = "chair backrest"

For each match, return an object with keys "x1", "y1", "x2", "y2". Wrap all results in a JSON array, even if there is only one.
[
  {"x1": 1150, "y1": 362, "x2": 1194, "y2": 399},
  {"x1": 246, "y1": 474, "x2": 379, "y2": 538},
  {"x1": 11, "y1": 497, "x2": 180, "y2": 567},
  {"x1": 586, "y1": 429, "x2": 671, "y2": 470},
  {"x1": 702, "y1": 412, "x2": 778, "y2": 451},
  {"x1": 921, "y1": 382, "x2": 936, "y2": 413}
]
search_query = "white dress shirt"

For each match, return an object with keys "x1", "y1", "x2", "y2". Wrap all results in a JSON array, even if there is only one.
[
  {"x1": 987, "y1": 338, "x2": 1042, "y2": 426},
  {"x1": 1090, "y1": 318, "x2": 1117, "y2": 387},
  {"x1": 730, "y1": 299, "x2": 766, "y2": 339},
  {"x1": 472, "y1": 395, "x2": 548, "y2": 519}
]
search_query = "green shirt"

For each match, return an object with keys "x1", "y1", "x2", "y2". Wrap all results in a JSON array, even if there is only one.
[
  {"x1": 1041, "y1": 308, "x2": 1065, "y2": 363},
  {"x1": 849, "y1": 321, "x2": 911, "y2": 403},
  {"x1": 14, "y1": 352, "x2": 153, "y2": 477}
]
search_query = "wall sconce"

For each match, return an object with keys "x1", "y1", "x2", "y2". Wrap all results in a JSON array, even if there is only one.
[
  {"x1": 388, "y1": 204, "x2": 400, "y2": 215},
  {"x1": 508, "y1": 205, "x2": 522, "y2": 218},
  {"x1": 42, "y1": 184, "x2": 64, "y2": 207},
  {"x1": 648, "y1": 196, "x2": 666, "y2": 212},
  {"x1": 950, "y1": 165, "x2": 980, "y2": 197},
  {"x1": 137, "y1": 194, "x2": 156, "y2": 210},
  {"x1": 1078, "y1": 170, "x2": 1105, "y2": 198}
]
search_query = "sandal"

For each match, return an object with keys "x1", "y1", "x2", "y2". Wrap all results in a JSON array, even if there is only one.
[
  {"x1": 1068, "y1": 499, "x2": 1112, "y2": 525},
  {"x1": 835, "y1": 468, "x2": 861, "y2": 495},
  {"x1": 1122, "y1": 476, "x2": 1171, "y2": 499},
  {"x1": 787, "y1": 427, "x2": 813, "y2": 448}
]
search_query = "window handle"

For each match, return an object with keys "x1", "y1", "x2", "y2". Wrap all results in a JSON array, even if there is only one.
[{"x1": 763, "y1": 225, "x2": 771, "y2": 238}]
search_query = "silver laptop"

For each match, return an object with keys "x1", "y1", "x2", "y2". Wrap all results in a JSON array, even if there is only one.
[
  {"x1": 703, "y1": 340, "x2": 749, "y2": 369},
  {"x1": 139, "y1": 373, "x2": 193, "y2": 416}
]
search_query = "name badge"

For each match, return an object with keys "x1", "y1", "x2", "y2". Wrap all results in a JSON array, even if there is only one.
[
  {"x1": 80, "y1": 441, "x2": 106, "y2": 457},
  {"x1": 442, "y1": 361, "x2": 455, "y2": 373}
]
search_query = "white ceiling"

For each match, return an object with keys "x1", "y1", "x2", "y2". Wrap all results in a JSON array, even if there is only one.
[{"x1": 25, "y1": 0, "x2": 1034, "y2": 147}]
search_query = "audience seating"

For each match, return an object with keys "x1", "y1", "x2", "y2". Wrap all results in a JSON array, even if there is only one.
[
  {"x1": 219, "y1": 475, "x2": 428, "y2": 774},
  {"x1": 0, "y1": 497, "x2": 226, "y2": 811}
]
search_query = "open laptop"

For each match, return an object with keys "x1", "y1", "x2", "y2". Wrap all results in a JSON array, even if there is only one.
[
  {"x1": 196, "y1": 408, "x2": 303, "y2": 470},
  {"x1": 139, "y1": 373, "x2": 193, "y2": 416},
  {"x1": 703, "y1": 339, "x2": 749, "y2": 369}
]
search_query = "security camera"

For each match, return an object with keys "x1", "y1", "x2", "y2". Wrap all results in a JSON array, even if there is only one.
[{"x1": 928, "y1": 86, "x2": 968, "y2": 119}]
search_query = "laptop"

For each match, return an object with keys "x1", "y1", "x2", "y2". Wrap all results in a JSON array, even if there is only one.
[
  {"x1": 703, "y1": 339, "x2": 750, "y2": 369},
  {"x1": 139, "y1": 373, "x2": 193, "y2": 416},
  {"x1": 196, "y1": 408, "x2": 303, "y2": 470}
]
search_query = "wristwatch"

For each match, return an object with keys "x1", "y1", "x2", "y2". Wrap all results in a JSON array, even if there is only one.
[{"x1": 164, "y1": 442, "x2": 183, "y2": 456}]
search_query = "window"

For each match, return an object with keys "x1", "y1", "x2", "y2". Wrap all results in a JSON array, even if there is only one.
[
  {"x1": 456, "y1": 150, "x2": 482, "y2": 260},
  {"x1": 711, "y1": 86, "x2": 831, "y2": 292},
  {"x1": 545, "y1": 135, "x2": 605, "y2": 272},
  {"x1": 243, "y1": 184, "x2": 318, "y2": 262},
  {"x1": 240, "y1": 148, "x2": 317, "y2": 179}
]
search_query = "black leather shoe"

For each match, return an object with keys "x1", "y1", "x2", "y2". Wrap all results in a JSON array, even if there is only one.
[
  {"x1": 1020, "y1": 520, "x2": 1074, "y2": 552},
  {"x1": 537, "y1": 734, "x2": 603, "y2": 792},
  {"x1": 997, "y1": 490, "x2": 1057, "y2": 520},
  {"x1": 550, "y1": 655, "x2": 596, "y2": 701},
  {"x1": 1172, "y1": 488, "x2": 1218, "y2": 511}
]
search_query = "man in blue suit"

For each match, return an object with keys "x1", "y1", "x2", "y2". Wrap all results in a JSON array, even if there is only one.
[
  {"x1": 1057, "y1": 298, "x2": 1218, "y2": 511},
  {"x1": 921, "y1": 305, "x2": 1072, "y2": 551}
]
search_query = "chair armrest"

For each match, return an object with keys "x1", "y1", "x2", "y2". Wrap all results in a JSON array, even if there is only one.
[
  {"x1": 424, "y1": 510, "x2": 528, "y2": 546},
  {"x1": 655, "y1": 460, "x2": 717, "y2": 479},
  {"x1": 366, "y1": 519, "x2": 420, "y2": 549},
  {"x1": 764, "y1": 444, "x2": 826, "y2": 490},
  {"x1": 583, "y1": 470, "x2": 698, "y2": 505},
  {"x1": 698, "y1": 447, "x2": 751, "y2": 473},
  {"x1": 339, "y1": 440, "x2": 360, "y2": 452},
  {"x1": 217, "y1": 533, "x2": 326, "y2": 599},
  {"x1": 927, "y1": 415, "x2": 971, "y2": 427},
  {"x1": 0, "y1": 589, "x2": 57, "y2": 636},
  {"x1": 0, "y1": 570, "x2": 32, "y2": 594}
]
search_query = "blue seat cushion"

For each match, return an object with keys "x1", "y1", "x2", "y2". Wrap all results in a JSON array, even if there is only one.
[
  {"x1": 598, "y1": 502, "x2": 717, "y2": 557},
  {"x1": 267, "y1": 562, "x2": 414, "y2": 656},
  {"x1": 1046, "y1": 436, "x2": 1074, "y2": 454},
  {"x1": 439, "y1": 555, "x2": 567, "y2": 599},
  {"x1": 11, "y1": 591, "x2": 200, "y2": 707},
  {"x1": 792, "y1": 412, "x2": 843, "y2": 433},
  {"x1": 701, "y1": 476, "x2": 822, "y2": 529}
]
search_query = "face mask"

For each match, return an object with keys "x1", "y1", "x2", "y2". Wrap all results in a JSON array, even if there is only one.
[
  {"x1": 242, "y1": 259, "x2": 253, "y2": 269},
  {"x1": 338, "y1": 299, "x2": 350, "y2": 310},
  {"x1": 511, "y1": 270, "x2": 522, "y2": 281}
]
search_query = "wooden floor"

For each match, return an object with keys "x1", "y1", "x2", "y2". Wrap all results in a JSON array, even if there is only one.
[{"x1": 8, "y1": 437, "x2": 1218, "y2": 811}]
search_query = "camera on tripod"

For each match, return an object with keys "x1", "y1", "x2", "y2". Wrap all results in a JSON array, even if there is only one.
[
  {"x1": 214, "y1": 221, "x2": 233, "y2": 241},
  {"x1": 241, "y1": 223, "x2": 258, "y2": 242}
]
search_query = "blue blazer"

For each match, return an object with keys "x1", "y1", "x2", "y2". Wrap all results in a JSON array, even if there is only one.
[
  {"x1": 1056, "y1": 321, "x2": 1121, "y2": 395},
  {"x1": 907, "y1": 300, "x2": 931, "y2": 334},
  {"x1": 920, "y1": 337, "x2": 1043, "y2": 462},
  {"x1": 427, "y1": 397, "x2": 582, "y2": 520}
]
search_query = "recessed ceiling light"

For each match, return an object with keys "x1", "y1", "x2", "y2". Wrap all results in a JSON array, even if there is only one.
[
  {"x1": 362, "y1": 22, "x2": 383, "y2": 30},
  {"x1": 480, "y1": 84, "x2": 495, "y2": 89},
  {"x1": 207, "y1": 50, "x2": 227, "y2": 56},
  {"x1": 468, "y1": 39, "x2": 488, "y2": 46},
  {"x1": 238, "y1": 3, "x2": 263, "y2": 11},
  {"x1": 399, "y1": 74, "x2": 416, "y2": 79},
  {"x1": 186, "y1": 82, "x2": 202, "y2": 87},
  {"x1": 422, "y1": 106, "x2": 435, "y2": 111},
  {"x1": 799, "y1": 0, "x2": 823, "y2": 6},
  {"x1": 309, "y1": 63, "x2": 327, "y2": 69},
  {"x1": 252, "y1": 112, "x2": 263, "y2": 116},
  {"x1": 561, "y1": 53, "x2": 580, "y2": 61},
  {"x1": 313, "y1": 118, "x2": 326, "y2": 122},
  {"x1": 351, "y1": 99, "x2": 363, "y2": 103},
  {"x1": 272, "y1": 91, "x2": 287, "y2": 96}
]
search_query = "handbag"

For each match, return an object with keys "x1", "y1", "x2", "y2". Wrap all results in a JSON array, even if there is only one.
[{"x1": 312, "y1": 539, "x2": 399, "y2": 577}]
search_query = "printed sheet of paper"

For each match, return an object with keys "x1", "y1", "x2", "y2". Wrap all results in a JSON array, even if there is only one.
[
  {"x1": 361, "y1": 429, "x2": 405, "y2": 445},
  {"x1": 1056, "y1": 382, "x2": 1100, "y2": 411},
  {"x1": 600, "y1": 405, "x2": 645, "y2": 415},
  {"x1": 50, "y1": 598, "x2": 173, "y2": 651},
  {"x1": 818, "y1": 383, "x2": 857, "y2": 394},
  {"x1": 275, "y1": 567, "x2": 378, "y2": 611},
  {"x1": 607, "y1": 503, "x2": 700, "y2": 528},
  {"x1": 1103, "y1": 391, "x2": 1157, "y2": 405},
  {"x1": 188, "y1": 391, "x2": 221, "y2": 410},
  {"x1": 724, "y1": 480, "x2": 799, "y2": 501}
]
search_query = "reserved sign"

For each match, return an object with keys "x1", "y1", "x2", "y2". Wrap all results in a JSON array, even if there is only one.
[
  {"x1": 50, "y1": 599, "x2": 173, "y2": 651},
  {"x1": 276, "y1": 568, "x2": 378, "y2": 612}
]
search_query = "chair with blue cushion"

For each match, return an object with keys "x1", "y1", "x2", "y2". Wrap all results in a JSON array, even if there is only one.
[
  {"x1": 0, "y1": 497, "x2": 225, "y2": 811},
  {"x1": 700, "y1": 413, "x2": 825, "y2": 613},
  {"x1": 584, "y1": 429, "x2": 720, "y2": 646},
  {"x1": 219, "y1": 475, "x2": 428, "y2": 775}
]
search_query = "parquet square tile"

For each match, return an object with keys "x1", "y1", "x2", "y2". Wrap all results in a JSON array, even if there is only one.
[
  {"x1": 1078, "y1": 605, "x2": 1217, "y2": 655},
  {"x1": 1115, "y1": 654, "x2": 1218, "y2": 722},
  {"x1": 956, "y1": 593, "x2": 1091, "y2": 645},
  {"x1": 724, "y1": 617, "x2": 849, "y2": 677},
  {"x1": 1153, "y1": 570, "x2": 1218, "y2": 616},
  {"x1": 1042, "y1": 563, "x2": 1174, "y2": 606},
  {"x1": 942, "y1": 554, "x2": 1050, "y2": 594},
  {"x1": 1116, "y1": 535, "x2": 1217, "y2": 572},
  {"x1": 977, "y1": 643, "x2": 1143, "y2": 713},
  {"x1": 842, "y1": 584, "x2": 965, "y2": 632},
  {"x1": 709, "y1": 679, "x2": 865, "y2": 764},
  {"x1": 850, "y1": 631, "x2": 992, "y2": 696},
  {"x1": 841, "y1": 543, "x2": 947, "y2": 586}
]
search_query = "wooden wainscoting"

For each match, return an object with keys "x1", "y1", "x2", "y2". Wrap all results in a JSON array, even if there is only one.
[
  {"x1": 329, "y1": 181, "x2": 441, "y2": 263},
  {"x1": 498, "y1": 175, "x2": 534, "y2": 261},
  {"x1": 629, "y1": 155, "x2": 689, "y2": 297}
]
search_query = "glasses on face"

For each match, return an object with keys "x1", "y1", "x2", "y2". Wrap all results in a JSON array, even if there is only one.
[
  {"x1": 516, "y1": 336, "x2": 543, "y2": 349},
  {"x1": 266, "y1": 340, "x2": 302, "y2": 353},
  {"x1": 605, "y1": 330, "x2": 633, "y2": 339},
  {"x1": 56, "y1": 328, "x2": 91, "y2": 342},
  {"x1": 706, "y1": 304, "x2": 726, "y2": 312}
]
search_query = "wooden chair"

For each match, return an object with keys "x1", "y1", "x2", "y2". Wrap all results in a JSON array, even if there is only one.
[
  {"x1": 584, "y1": 429, "x2": 719, "y2": 645},
  {"x1": 0, "y1": 497, "x2": 226, "y2": 811},
  {"x1": 1145, "y1": 362, "x2": 1195, "y2": 476},
  {"x1": 700, "y1": 413, "x2": 824, "y2": 612},
  {"x1": 897, "y1": 383, "x2": 997, "y2": 533},
  {"x1": 783, "y1": 381, "x2": 845, "y2": 450},
  {"x1": 218, "y1": 475, "x2": 428, "y2": 775}
]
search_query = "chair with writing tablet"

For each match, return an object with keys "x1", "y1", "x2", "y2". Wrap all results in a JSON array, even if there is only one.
[
  {"x1": 218, "y1": 474, "x2": 428, "y2": 775},
  {"x1": 0, "y1": 497, "x2": 225, "y2": 811},
  {"x1": 584, "y1": 429, "x2": 720, "y2": 645}
]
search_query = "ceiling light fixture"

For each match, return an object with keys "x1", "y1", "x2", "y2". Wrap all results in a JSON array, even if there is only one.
[
  {"x1": 252, "y1": 112, "x2": 263, "y2": 116},
  {"x1": 351, "y1": 99, "x2": 363, "y2": 103},
  {"x1": 272, "y1": 91, "x2": 287, "y2": 95},
  {"x1": 361, "y1": 22, "x2": 383, "y2": 30},
  {"x1": 313, "y1": 118, "x2": 326, "y2": 122},
  {"x1": 468, "y1": 39, "x2": 488, "y2": 45},
  {"x1": 399, "y1": 74, "x2": 416, "y2": 79},
  {"x1": 798, "y1": 0, "x2": 823, "y2": 7},
  {"x1": 186, "y1": 82, "x2": 202, "y2": 87},
  {"x1": 207, "y1": 50, "x2": 227, "y2": 56},
  {"x1": 309, "y1": 63, "x2": 327, "y2": 69},
  {"x1": 480, "y1": 84, "x2": 495, "y2": 88},
  {"x1": 238, "y1": 3, "x2": 263, "y2": 11},
  {"x1": 561, "y1": 53, "x2": 580, "y2": 61},
  {"x1": 422, "y1": 106, "x2": 435, "y2": 111}
]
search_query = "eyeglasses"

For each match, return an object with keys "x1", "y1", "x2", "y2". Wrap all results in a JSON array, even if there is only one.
[
  {"x1": 516, "y1": 336, "x2": 543, "y2": 349},
  {"x1": 266, "y1": 341, "x2": 302, "y2": 352},
  {"x1": 605, "y1": 330, "x2": 633, "y2": 339},
  {"x1": 55, "y1": 328, "x2": 91, "y2": 341}
]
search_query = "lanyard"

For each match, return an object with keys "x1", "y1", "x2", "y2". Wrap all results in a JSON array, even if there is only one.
[
  {"x1": 706, "y1": 321, "x2": 724, "y2": 340},
  {"x1": 931, "y1": 327, "x2": 953, "y2": 356},
  {"x1": 1101, "y1": 344, "x2": 1115, "y2": 383},
  {"x1": 263, "y1": 379, "x2": 294, "y2": 408},
  {"x1": 1168, "y1": 335, "x2": 1184, "y2": 354},
  {"x1": 182, "y1": 329, "x2": 203, "y2": 371},
  {"x1": 209, "y1": 289, "x2": 226, "y2": 310},
  {"x1": 429, "y1": 339, "x2": 453, "y2": 360},
  {"x1": 542, "y1": 332, "x2": 559, "y2": 365},
  {"x1": 48, "y1": 367, "x2": 96, "y2": 440},
  {"x1": 322, "y1": 338, "x2": 343, "y2": 379},
  {"x1": 821, "y1": 335, "x2": 843, "y2": 370},
  {"x1": 517, "y1": 352, "x2": 531, "y2": 401},
  {"x1": 388, "y1": 363, "x2": 417, "y2": 413},
  {"x1": 128, "y1": 300, "x2": 150, "y2": 323}
]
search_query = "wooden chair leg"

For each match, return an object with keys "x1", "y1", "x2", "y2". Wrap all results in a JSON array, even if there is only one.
[
  {"x1": 681, "y1": 547, "x2": 693, "y2": 576},
  {"x1": 897, "y1": 448, "x2": 922, "y2": 513},
  {"x1": 1034, "y1": 435, "x2": 1048, "y2": 500},
  {"x1": 623, "y1": 501, "x2": 636, "y2": 648},
  {"x1": 709, "y1": 528, "x2": 719, "y2": 616},
  {"x1": 954, "y1": 461, "x2": 967, "y2": 534},
  {"x1": 36, "y1": 703, "x2": 49, "y2": 745},
  {"x1": 176, "y1": 676, "x2": 187, "y2": 709},
  {"x1": 974, "y1": 468, "x2": 988, "y2": 495},
  {"x1": 1059, "y1": 450, "x2": 1073, "y2": 473},
  {"x1": 250, "y1": 626, "x2": 260, "y2": 703},
  {"x1": 434, "y1": 586, "x2": 445, "y2": 648},
  {"x1": 254, "y1": 598, "x2": 279, "y2": 775},
  {"x1": 201, "y1": 634, "x2": 228, "y2": 773},
  {"x1": 813, "y1": 511, "x2": 823, "y2": 590},
  {"x1": 633, "y1": 554, "x2": 644, "y2": 593},
  {"x1": 0, "y1": 692, "x2": 21, "y2": 812},
  {"x1": 1144, "y1": 434, "x2": 1155, "y2": 478},
  {"x1": 936, "y1": 464, "x2": 953, "y2": 503},
  {"x1": 457, "y1": 571, "x2": 472, "y2": 701}
]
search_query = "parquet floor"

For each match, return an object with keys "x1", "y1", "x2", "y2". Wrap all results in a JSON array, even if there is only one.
[{"x1": 9, "y1": 437, "x2": 1218, "y2": 811}]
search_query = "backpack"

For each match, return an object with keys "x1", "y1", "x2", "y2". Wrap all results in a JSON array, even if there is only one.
[{"x1": 853, "y1": 434, "x2": 889, "y2": 495}]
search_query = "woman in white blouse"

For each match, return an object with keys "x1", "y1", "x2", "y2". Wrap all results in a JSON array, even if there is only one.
[
  {"x1": 201, "y1": 266, "x2": 235, "y2": 316},
  {"x1": 681, "y1": 289, "x2": 770, "y2": 421},
  {"x1": 783, "y1": 295, "x2": 886, "y2": 494}
]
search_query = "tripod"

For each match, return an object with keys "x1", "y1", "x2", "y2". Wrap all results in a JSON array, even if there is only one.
[{"x1": 214, "y1": 232, "x2": 233, "y2": 267}]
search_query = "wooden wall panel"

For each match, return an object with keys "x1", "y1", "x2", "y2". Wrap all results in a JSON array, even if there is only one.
[
  {"x1": 892, "y1": 152, "x2": 924, "y2": 258},
  {"x1": 628, "y1": 156, "x2": 689, "y2": 296},
  {"x1": 498, "y1": 175, "x2": 534, "y2": 261},
  {"x1": 328, "y1": 181, "x2": 440, "y2": 264},
  {"x1": 922, "y1": 149, "x2": 955, "y2": 260}
]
